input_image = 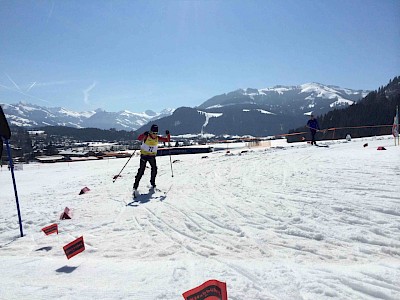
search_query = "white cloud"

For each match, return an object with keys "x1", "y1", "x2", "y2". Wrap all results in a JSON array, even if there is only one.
[
  {"x1": 26, "y1": 82, "x2": 36, "y2": 92},
  {"x1": 0, "y1": 83, "x2": 51, "y2": 105},
  {"x1": 34, "y1": 80, "x2": 74, "y2": 87},
  {"x1": 83, "y1": 82, "x2": 97, "y2": 105},
  {"x1": 4, "y1": 72, "x2": 21, "y2": 91}
]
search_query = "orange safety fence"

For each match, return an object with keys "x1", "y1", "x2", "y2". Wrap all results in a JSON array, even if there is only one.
[{"x1": 277, "y1": 124, "x2": 394, "y2": 138}]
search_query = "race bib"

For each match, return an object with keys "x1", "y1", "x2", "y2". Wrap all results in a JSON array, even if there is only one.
[{"x1": 140, "y1": 136, "x2": 158, "y2": 155}]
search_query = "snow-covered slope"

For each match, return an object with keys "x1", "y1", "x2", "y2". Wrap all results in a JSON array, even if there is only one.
[{"x1": 1, "y1": 135, "x2": 399, "y2": 299}]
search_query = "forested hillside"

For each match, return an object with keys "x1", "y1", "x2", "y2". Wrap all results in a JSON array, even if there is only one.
[
  {"x1": 38, "y1": 126, "x2": 135, "y2": 141},
  {"x1": 287, "y1": 76, "x2": 400, "y2": 142}
]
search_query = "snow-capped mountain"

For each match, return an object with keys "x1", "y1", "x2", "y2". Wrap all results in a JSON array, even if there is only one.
[
  {"x1": 0, "y1": 102, "x2": 174, "y2": 130},
  {"x1": 198, "y1": 82, "x2": 369, "y2": 114},
  {"x1": 135, "y1": 83, "x2": 370, "y2": 137},
  {"x1": 1, "y1": 82, "x2": 370, "y2": 136}
]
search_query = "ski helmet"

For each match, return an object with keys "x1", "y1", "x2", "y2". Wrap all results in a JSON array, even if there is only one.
[{"x1": 150, "y1": 124, "x2": 158, "y2": 133}]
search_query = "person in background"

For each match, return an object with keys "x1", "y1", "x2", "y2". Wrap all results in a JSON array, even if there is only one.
[
  {"x1": 132, "y1": 124, "x2": 170, "y2": 197},
  {"x1": 306, "y1": 114, "x2": 320, "y2": 146}
]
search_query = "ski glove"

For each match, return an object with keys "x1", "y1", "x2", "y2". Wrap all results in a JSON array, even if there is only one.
[{"x1": 144, "y1": 131, "x2": 149, "y2": 136}]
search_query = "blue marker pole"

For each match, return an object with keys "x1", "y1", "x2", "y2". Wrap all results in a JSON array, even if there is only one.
[{"x1": 3, "y1": 138, "x2": 23, "y2": 237}]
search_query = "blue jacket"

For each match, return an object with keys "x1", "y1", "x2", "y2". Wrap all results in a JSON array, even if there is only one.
[{"x1": 307, "y1": 119, "x2": 320, "y2": 131}]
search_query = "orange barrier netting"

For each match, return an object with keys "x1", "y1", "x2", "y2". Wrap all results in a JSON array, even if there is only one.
[{"x1": 278, "y1": 124, "x2": 394, "y2": 138}]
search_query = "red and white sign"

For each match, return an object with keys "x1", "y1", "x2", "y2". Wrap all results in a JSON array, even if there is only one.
[
  {"x1": 63, "y1": 236, "x2": 85, "y2": 259},
  {"x1": 41, "y1": 223, "x2": 58, "y2": 235},
  {"x1": 79, "y1": 186, "x2": 90, "y2": 195},
  {"x1": 182, "y1": 279, "x2": 228, "y2": 300},
  {"x1": 60, "y1": 207, "x2": 72, "y2": 220}
]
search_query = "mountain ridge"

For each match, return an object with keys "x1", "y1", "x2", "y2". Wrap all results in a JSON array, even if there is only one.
[
  {"x1": 1, "y1": 82, "x2": 370, "y2": 136},
  {"x1": 198, "y1": 82, "x2": 368, "y2": 111},
  {"x1": 134, "y1": 82, "x2": 370, "y2": 137},
  {"x1": 1, "y1": 102, "x2": 174, "y2": 131}
]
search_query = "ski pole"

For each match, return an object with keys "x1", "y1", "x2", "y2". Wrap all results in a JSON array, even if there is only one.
[
  {"x1": 164, "y1": 130, "x2": 173, "y2": 177},
  {"x1": 168, "y1": 141, "x2": 174, "y2": 178},
  {"x1": 169, "y1": 150, "x2": 174, "y2": 177},
  {"x1": 4, "y1": 138, "x2": 24, "y2": 237},
  {"x1": 113, "y1": 150, "x2": 136, "y2": 182}
]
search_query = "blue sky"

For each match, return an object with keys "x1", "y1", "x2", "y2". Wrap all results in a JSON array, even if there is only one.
[{"x1": 0, "y1": 0, "x2": 399, "y2": 112}]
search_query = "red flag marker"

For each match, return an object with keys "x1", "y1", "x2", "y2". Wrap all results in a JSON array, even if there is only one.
[
  {"x1": 63, "y1": 236, "x2": 85, "y2": 259},
  {"x1": 79, "y1": 187, "x2": 90, "y2": 195},
  {"x1": 182, "y1": 279, "x2": 228, "y2": 300},
  {"x1": 42, "y1": 223, "x2": 58, "y2": 235},
  {"x1": 60, "y1": 207, "x2": 72, "y2": 220}
]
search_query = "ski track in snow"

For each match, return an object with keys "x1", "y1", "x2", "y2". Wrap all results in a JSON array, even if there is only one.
[{"x1": 1, "y1": 136, "x2": 400, "y2": 299}]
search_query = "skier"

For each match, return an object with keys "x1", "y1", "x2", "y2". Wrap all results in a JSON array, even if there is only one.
[
  {"x1": 306, "y1": 114, "x2": 320, "y2": 146},
  {"x1": 132, "y1": 124, "x2": 170, "y2": 197}
]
